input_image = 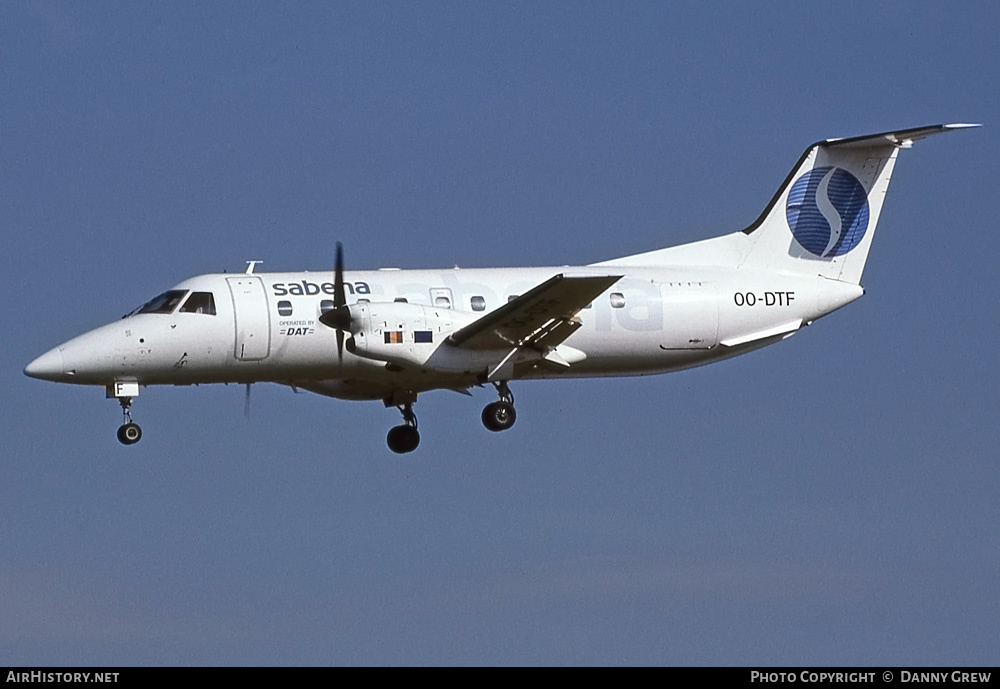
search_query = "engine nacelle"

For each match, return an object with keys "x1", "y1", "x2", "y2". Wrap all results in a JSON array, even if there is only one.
[
  {"x1": 343, "y1": 301, "x2": 588, "y2": 375},
  {"x1": 346, "y1": 302, "x2": 504, "y2": 373}
]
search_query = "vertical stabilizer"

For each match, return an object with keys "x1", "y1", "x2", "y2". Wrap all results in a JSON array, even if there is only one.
[{"x1": 740, "y1": 124, "x2": 979, "y2": 284}]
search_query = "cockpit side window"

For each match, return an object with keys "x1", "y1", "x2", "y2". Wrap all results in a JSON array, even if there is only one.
[
  {"x1": 135, "y1": 290, "x2": 188, "y2": 315},
  {"x1": 179, "y1": 292, "x2": 217, "y2": 315}
]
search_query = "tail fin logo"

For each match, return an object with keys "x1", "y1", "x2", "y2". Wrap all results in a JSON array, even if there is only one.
[{"x1": 786, "y1": 166, "x2": 870, "y2": 257}]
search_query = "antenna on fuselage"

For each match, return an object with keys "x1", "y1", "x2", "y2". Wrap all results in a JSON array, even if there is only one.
[{"x1": 245, "y1": 260, "x2": 264, "y2": 274}]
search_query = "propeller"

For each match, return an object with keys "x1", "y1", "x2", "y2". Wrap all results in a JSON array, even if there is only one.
[
  {"x1": 244, "y1": 383, "x2": 252, "y2": 418},
  {"x1": 318, "y1": 242, "x2": 353, "y2": 362}
]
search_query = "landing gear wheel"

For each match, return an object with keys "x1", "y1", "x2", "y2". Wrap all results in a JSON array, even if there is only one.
[
  {"x1": 117, "y1": 422, "x2": 142, "y2": 445},
  {"x1": 387, "y1": 424, "x2": 420, "y2": 454},
  {"x1": 482, "y1": 400, "x2": 516, "y2": 432}
]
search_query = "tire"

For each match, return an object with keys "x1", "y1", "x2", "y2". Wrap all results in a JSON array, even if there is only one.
[
  {"x1": 481, "y1": 401, "x2": 516, "y2": 432},
  {"x1": 117, "y1": 423, "x2": 142, "y2": 445},
  {"x1": 386, "y1": 425, "x2": 420, "y2": 454}
]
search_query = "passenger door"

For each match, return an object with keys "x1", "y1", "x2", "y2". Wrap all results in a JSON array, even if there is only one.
[{"x1": 226, "y1": 277, "x2": 271, "y2": 360}]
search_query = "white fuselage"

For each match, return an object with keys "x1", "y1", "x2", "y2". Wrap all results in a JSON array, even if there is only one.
[
  {"x1": 29, "y1": 263, "x2": 862, "y2": 400},
  {"x1": 23, "y1": 124, "x2": 970, "y2": 451}
]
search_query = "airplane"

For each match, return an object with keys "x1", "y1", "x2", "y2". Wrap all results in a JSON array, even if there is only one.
[{"x1": 24, "y1": 124, "x2": 977, "y2": 453}]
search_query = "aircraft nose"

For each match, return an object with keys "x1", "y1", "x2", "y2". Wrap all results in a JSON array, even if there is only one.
[{"x1": 24, "y1": 347, "x2": 66, "y2": 381}]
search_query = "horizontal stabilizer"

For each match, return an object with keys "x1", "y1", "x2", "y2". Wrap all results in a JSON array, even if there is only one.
[{"x1": 822, "y1": 123, "x2": 981, "y2": 150}]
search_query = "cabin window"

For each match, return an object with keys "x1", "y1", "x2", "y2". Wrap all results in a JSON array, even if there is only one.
[
  {"x1": 320, "y1": 299, "x2": 334, "y2": 314},
  {"x1": 394, "y1": 297, "x2": 408, "y2": 303},
  {"x1": 179, "y1": 292, "x2": 216, "y2": 315},
  {"x1": 470, "y1": 296, "x2": 486, "y2": 311},
  {"x1": 357, "y1": 298, "x2": 370, "y2": 304},
  {"x1": 277, "y1": 300, "x2": 293, "y2": 316},
  {"x1": 610, "y1": 292, "x2": 626, "y2": 309},
  {"x1": 434, "y1": 296, "x2": 451, "y2": 308},
  {"x1": 507, "y1": 295, "x2": 519, "y2": 303},
  {"x1": 135, "y1": 290, "x2": 188, "y2": 315}
]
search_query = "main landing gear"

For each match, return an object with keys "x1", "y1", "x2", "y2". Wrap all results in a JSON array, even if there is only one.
[
  {"x1": 116, "y1": 397, "x2": 142, "y2": 446},
  {"x1": 386, "y1": 401, "x2": 420, "y2": 454},
  {"x1": 382, "y1": 382, "x2": 517, "y2": 453},
  {"x1": 482, "y1": 380, "x2": 516, "y2": 432}
]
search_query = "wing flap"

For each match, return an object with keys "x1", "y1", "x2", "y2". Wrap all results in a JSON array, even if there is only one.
[{"x1": 448, "y1": 273, "x2": 621, "y2": 350}]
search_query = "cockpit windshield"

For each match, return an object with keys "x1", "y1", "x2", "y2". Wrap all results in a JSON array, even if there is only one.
[{"x1": 128, "y1": 289, "x2": 189, "y2": 316}]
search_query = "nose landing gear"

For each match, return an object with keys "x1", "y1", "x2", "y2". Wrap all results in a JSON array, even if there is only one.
[
  {"x1": 386, "y1": 401, "x2": 420, "y2": 454},
  {"x1": 482, "y1": 380, "x2": 516, "y2": 432}
]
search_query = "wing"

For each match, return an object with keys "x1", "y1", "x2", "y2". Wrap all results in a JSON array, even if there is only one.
[{"x1": 447, "y1": 273, "x2": 622, "y2": 350}]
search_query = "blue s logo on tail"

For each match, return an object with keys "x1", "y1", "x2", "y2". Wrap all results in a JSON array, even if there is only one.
[{"x1": 786, "y1": 167, "x2": 870, "y2": 257}]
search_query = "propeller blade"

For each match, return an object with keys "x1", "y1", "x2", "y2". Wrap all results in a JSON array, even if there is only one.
[
  {"x1": 333, "y1": 242, "x2": 346, "y2": 308},
  {"x1": 244, "y1": 383, "x2": 251, "y2": 418},
  {"x1": 331, "y1": 242, "x2": 347, "y2": 364}
]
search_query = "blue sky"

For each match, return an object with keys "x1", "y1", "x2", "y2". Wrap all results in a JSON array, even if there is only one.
[{"x1": 2, "y1": 1, "x2": 998, "y2": 665}]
